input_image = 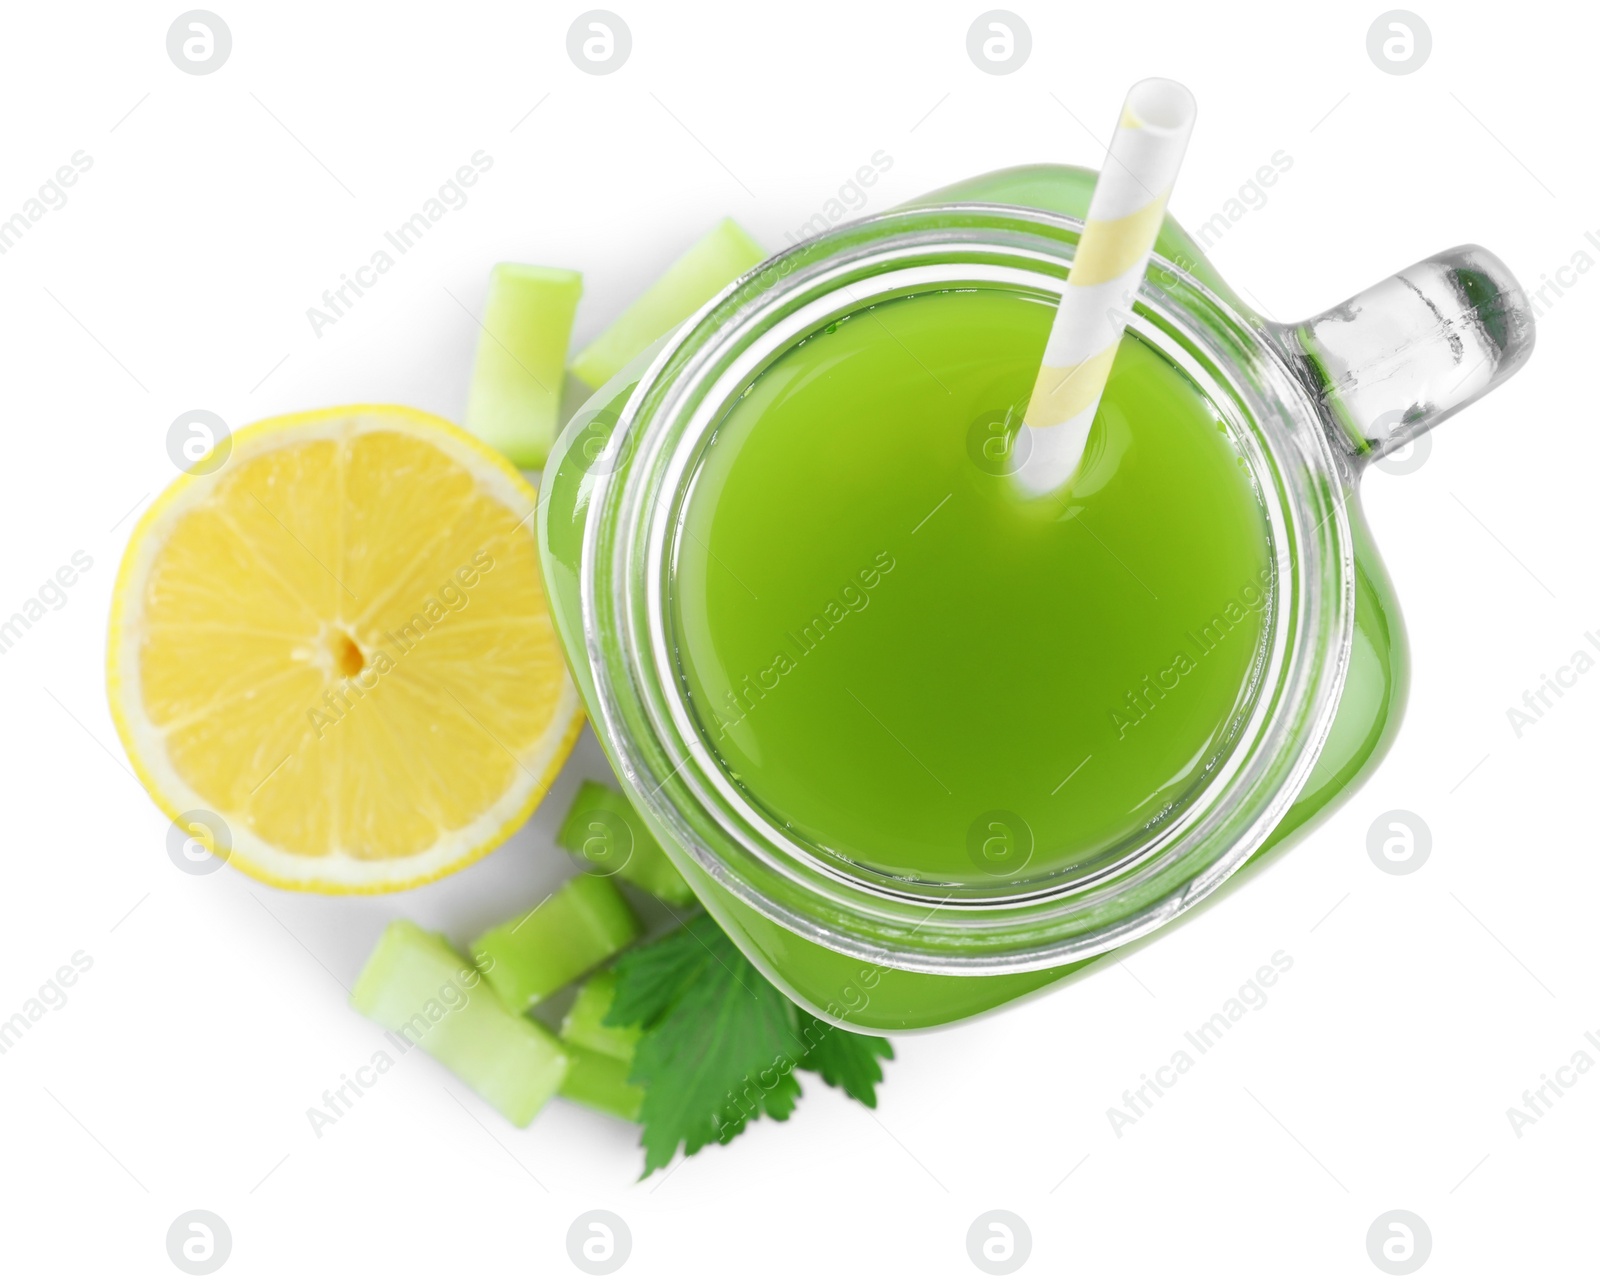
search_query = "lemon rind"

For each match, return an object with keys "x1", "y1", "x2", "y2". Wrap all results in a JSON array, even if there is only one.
[{"x1": 106, "y1": 404, "x2": 584, "y2": 894}]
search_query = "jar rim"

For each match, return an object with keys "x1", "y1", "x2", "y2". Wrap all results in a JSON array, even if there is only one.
[{"x1": 580, "y1": 203, "x2": 1354, "y2": 974}]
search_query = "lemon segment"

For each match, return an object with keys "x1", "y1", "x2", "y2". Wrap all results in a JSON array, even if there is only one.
[{"x1": 108, "y1": 405, "x2": 583, "y2": 892}]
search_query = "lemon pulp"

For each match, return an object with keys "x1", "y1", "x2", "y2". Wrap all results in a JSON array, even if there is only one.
[{"x1": 108, "y1": 406, "x2": 582, "y2": 892}]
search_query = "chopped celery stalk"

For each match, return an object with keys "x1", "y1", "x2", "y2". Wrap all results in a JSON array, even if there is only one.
[
  {"x1": 569, "y1": 219, "x2": 764, "y2": 389},
  {"x1": 559, "y1": 970, "x2": 642, "y2": 1062},
  {"x1": 558, "y1": 779, "x2": 697, "y2": 907},
  {"x1": 350, "y1": 920, "x2": 567, "y2": 1128},
  {"x1": 464, "y1": 263, "x2": 582, "y2": 468},
  {"x1": 560, "y1": 1044, "x2": 644, "y2": 1121},
  {"x1": 472, "y1": 878, "x2": 642, "y2": 1013}
]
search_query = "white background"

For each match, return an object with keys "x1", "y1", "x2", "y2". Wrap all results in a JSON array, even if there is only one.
[{"x1": 1, "y1": 0, "x2": 1594, "y2": 1281}]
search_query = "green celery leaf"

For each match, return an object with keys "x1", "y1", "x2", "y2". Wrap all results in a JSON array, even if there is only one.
[
  {"x1": 610, "y1": 914, "x2": 806, "y2": 1176},
  {"x1": 602, "y1": 915, "x2": 713, "y2": 1029},
  {"x1": 794, "y1": 1015, "x2": 894, "y2": 1108}
]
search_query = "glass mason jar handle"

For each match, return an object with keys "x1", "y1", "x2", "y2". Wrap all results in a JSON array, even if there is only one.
[{"x1": 1286, "y1": 245, "x2": 1536, "y2": 467}]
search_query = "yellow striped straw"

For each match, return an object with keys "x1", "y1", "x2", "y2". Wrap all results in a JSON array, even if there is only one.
[{"x1": 1015, "y1": 78, "x2": 1197, "y2": 497}]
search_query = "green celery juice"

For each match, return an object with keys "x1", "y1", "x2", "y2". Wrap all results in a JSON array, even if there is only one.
[{"x1": 670, "y1": 286, "x2": 1274, "y2": 886}]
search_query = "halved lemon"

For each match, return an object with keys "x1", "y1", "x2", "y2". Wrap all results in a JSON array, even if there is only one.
[{"x1": 107, "y1": 405, "x2": 583, "y2": 893}]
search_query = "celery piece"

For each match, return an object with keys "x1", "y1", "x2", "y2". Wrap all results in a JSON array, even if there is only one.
[
  {"x1": 560, "y1": 1044, "x2": 644, "y2": 1121},
  {"x1": 559, "y1": 969, "x2": 642, "y2": 1062},
  {"x1": 472, "y1": 879, "x2": 643, "y2": 1013},
  {"x1": 464, "y1": 263, "x2": 582, "y2": 468},
  {"x1": 569, "y1": 219, "x2": 764, "y2": 389},
  {"x1": 558, "y1": 780, "x2": 697, "y2": 907},
  {"x1": 350, "y1": 920, "x2": 567, "y2": 1128}
]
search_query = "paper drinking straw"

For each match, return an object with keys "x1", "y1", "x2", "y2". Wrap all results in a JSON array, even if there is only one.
[{"x1": 1014, "y1": 78, "x2": 1198, "y2": 497}]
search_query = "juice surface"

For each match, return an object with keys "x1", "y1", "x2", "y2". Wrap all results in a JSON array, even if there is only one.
[{"x1": 671, "y1": 287, "x2": 1273, "y2": 886}]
